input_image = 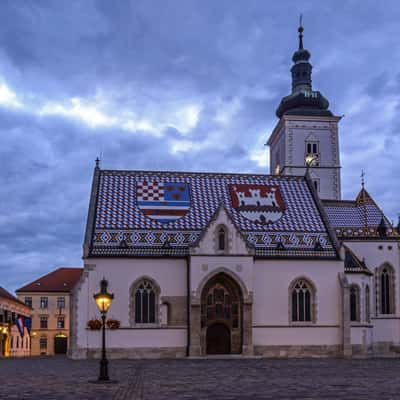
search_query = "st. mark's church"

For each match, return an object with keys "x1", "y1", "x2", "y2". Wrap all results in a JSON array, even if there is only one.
[{"x1": 70, "y1": 25, "x2": 400, "y2": 359}]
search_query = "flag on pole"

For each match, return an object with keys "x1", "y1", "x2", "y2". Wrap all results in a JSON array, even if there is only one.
[{"x1": 16, "y1": 317, "x2": 24, "y2": 337}]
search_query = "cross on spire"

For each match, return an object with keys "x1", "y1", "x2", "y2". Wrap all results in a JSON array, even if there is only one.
[{"x1": 361, "y1": 169, "x2": 365, "y2": 189}]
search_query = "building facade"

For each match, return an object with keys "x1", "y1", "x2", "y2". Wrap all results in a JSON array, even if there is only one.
[
  {"x1": 0, "y1": 287, "x2": 31, "y2": 358},
  {"x1": 70, "y1": 25, "x2": 400, "y2": 359},
  {"x1": 16, "y1": 268, "x2": 82, "y2": 356}
]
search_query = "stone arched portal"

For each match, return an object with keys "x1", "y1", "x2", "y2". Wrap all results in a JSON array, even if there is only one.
[
  {"x1": 200, "y1": 273, "x2": 243, "y2": 354},
  {"x1": 190, "y1": 269, "x2": 253, "y2": 356}
]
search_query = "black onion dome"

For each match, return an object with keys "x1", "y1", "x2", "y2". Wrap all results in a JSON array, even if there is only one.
[
  {"x1": 292, "y1": 48, "x2": 311, "y2": 63},
  {"x1": 276, "y1": 91, "x2": 332, "y2": 118},
  {"x1": 275, "y1": 24, "x2": 332, "y2": 118}
]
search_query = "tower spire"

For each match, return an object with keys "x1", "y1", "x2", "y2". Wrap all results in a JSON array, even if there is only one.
[
  {"x1": 275, "y1": 20, "x2": 332, "y2": 118},
  {"x1": 361, "y1": 169, "x2": 365, "y2": 190},
  {"x1": 298, "y1": 14, "x2": 304, "y2": 50}
]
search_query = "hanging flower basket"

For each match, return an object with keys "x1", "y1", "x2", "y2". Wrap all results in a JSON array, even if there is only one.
[
  {"x1": 87, "y1": 319, "x2": 102, "y2": 330},
  {"x1": 106, "y1": 319, "x2": 120, "y2": 329}
]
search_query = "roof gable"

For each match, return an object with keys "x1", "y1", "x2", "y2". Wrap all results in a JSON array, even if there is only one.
[
  {"x1": 323, "y1": 189, "x2": 398, "y2": 239},
  {"x1": 190, "y1": 204, "x2": 252, "y2": 256},
  {"x1": 343, "y1": 246, "x2": 373, "y2": 275}
]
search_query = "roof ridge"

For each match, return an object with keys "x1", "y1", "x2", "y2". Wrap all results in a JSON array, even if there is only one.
[{"x1": 99, "y1": 169, "x2": 307, "y2": 179}]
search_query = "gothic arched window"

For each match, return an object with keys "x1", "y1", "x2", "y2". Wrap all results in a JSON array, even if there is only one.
[
  {"x1": 215, "y1": 225, "x2": 228, "y2": 253},
  {"x1": 380, "y1": 266, "x2": 395, "y2": 314},
  {"x1": 350, "y1": 285, "x2": 360, "y2": 322},
  {"x1": 305, "y1": 134, "x2": 320, "y2": 166},
  {"x1": 365, "y1": 285, "x2": 370, "y2": 322},
  {"x1": 218, "y1": 228, "x2": 226, "y2": 251},
  {"x1": 290, "y1": 279, "x2": 315, "y2": 322},
  {"x1": 133, "y1": 279, "x2": 158, "y2": 324}
]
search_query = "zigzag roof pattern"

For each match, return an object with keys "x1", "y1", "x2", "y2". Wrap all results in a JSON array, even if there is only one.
[
  {"x1": 322, "y1": 189, "x2": 398, "y2": 239},
  {"x1": 88, "y1": 169, "x2": 338, "y2": 258}
]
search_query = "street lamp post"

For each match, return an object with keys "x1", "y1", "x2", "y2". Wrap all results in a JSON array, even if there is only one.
[{"x1": 93, "y1": 278, "x2": 115, "y2": 382}]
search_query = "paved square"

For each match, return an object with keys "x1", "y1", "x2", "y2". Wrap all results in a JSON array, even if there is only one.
[{"x1": 1, "y1": 357, "x2": 400, "y2": 399}]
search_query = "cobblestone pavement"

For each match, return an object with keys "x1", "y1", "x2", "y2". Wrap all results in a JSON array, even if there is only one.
[{"x1": 1, "y1": 357, "x2": 400, "y2": 400}]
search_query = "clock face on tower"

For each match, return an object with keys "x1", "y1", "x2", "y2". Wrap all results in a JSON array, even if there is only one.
[{"x1": 305, "y1": 153, "x2": 319, "y2": 167}]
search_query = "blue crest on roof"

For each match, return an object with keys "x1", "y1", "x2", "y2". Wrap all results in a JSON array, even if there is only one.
[{"x1": 137, "y1": 181, "x2": 190, "y2": 223}]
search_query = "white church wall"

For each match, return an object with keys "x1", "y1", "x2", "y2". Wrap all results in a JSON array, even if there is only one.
[
  {"x1": 268, "y1": 115, "x2": 341, "y2": 199},
  {"x1": 345, "y1": 241, "x2": 400, "y2": 347},
  {"x1": 73, "y1": 258, "x2": 187, "y2": 357},
  {"x1": 350, "y1": 326, "x2": 373, "y2": 347},
  {"x1": 253, "y1": 326, "x2": 339, "y2": 346},
  {"x1": 86, "y1": 328, "x2": 187, "y2": 349},
  {"x1": 344, "y1": 242, "x2": 399, "y2": 314},
  {"x1": 252, "y1": 259, "x2": 343, "y2": 347},
  {"x1": 190, "y1": 256, "x2": 253, "y2": 298}
]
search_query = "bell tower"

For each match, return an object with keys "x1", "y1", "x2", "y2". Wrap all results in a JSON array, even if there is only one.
[{"x1": 267, "y1": 23, "x2": 341, "y2": 200}]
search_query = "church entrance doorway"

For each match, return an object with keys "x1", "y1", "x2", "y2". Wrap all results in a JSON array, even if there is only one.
[
  {"x1": 206, "y1": 323, "x2": 231, "y2": 354},
  {"x1": 200, "y1": 272, "x2": 242, "y2": 354}
]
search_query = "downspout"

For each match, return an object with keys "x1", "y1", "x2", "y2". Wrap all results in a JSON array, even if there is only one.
[{"x1": 186, "y1": 255, "x2": 190, "y2": 357}]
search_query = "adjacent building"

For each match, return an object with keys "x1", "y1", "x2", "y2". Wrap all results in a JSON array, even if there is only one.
[
  {"x1": 16, "y1": 268, "x2": 82, "y2": 356},
  {"x1": 0, "y1": 287, "x2": 31, "y2": 358}
]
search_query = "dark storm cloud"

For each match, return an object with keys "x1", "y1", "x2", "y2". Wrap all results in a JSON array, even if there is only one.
[{"x1": 0, "y1": 0, "x2": 399, "y2": 291}]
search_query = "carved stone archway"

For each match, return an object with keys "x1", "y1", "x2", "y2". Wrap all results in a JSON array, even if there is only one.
[{"x1": 190, "y1": 271, "x2": 253, "y2": 356}]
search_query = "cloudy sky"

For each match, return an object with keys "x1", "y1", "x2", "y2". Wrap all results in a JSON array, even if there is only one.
[{"x1": 1, "y1": 1, "x2": 399, "y2": 292}]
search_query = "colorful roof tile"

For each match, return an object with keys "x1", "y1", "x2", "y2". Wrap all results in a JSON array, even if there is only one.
[
  {"x1": 322, "y1": 188, "x2": 398, "y2": 239},
  {"x1": 16, "y1": 267, "x2": 83, "y2": 293},
  {"x1": 88, "y1": 169, "x2": 338, "y2": 258}
]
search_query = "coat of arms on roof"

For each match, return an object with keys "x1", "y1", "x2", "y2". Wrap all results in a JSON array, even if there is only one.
[
  {"x1": 137, "y1": 181, "x2": 190, "y2": 223},
  {"x1": 228, "y1": 184, "x2": 285, "y2": 224}
]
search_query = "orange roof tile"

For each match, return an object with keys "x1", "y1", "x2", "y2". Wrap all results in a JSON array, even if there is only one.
[
  {"x1": 16, "y1": 267, "x2": 83, "y2": 293},
  {"x1": 0, "y1": 286, "x2": 31, "y2": 308}
]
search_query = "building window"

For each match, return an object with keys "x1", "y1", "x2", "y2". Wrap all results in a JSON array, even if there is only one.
[
  {"x1": 40, "y1": 316, "x2": 48, "y2": 329},
  {"x1": 305, "y1": 138, "x2": 320, "y2": 166},
  {"x1": 218, "y1": 228, "x2": 226, "y2": 250},
  {"x1": 57, "y1": 316, "x2": 65, "y2": 329},
  {"x1": 350, "y1": 285, "x2": 360, "y2": 322},
  {"x1": 39, "y1": 337, "x2": 47, "y2": 353},
  {"x1": 215, "y1": 225, "x2": 228, "y2": 253},
  {"x1": 290, "y1": 279, "x2": 315, "y2": 322},
  {"x1": 380, "y1": 266, "x2": 395, "y2": 314},
  {"x1": 307, "y1": 142, "x2": 318, "y2": 154},
  {"x1": 57, "y1": 297, "x2": 65, "y2": 309},
  {"x1": 365, "y1": 285, "x2": 370, "y2": 323},
  {"x1": 40, "y1": 297, "x2": 48, "y2": 309},
  {"x1": 16, "y1": 336, "x2": 19, "y2": 349},
  {"x1": 11, "y1": 336, "x2": 13, "y2": 349},
  {"x1": 133, "y1": 279, "x2": 158, "y2": 324},
  {"x1": 24, "y1": 297, "x2": 32, "y2": 308}
]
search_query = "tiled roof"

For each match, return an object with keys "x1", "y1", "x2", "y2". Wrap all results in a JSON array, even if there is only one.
[
  {"x1": 89, "y1": 169, "x2": 338, "y2": 258},
  {"x1": 322, "y1": 189, "x2": 398, "y2": 239},
  {"x1": 0, "y1": 287, "x2": 30, "y2": 308},
  {"x1": 16, "y1": 268, "x2": 83, "y2": 293},
  {"x1": 343, "y1": 246, "x2": 373, "y2": 275}
]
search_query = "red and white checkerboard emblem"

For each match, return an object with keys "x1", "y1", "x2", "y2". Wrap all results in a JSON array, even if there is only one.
[
  {"x1": 137, "y1": 181, "x2": 191, "y2": 223},
  {"x1": 137, "y1": 181, "x2": 165, "y2": 201}
]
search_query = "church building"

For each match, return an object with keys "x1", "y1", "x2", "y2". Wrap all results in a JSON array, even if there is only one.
[{"x1": 70, "y1": 25, "x2": 400, "y2": 359}]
